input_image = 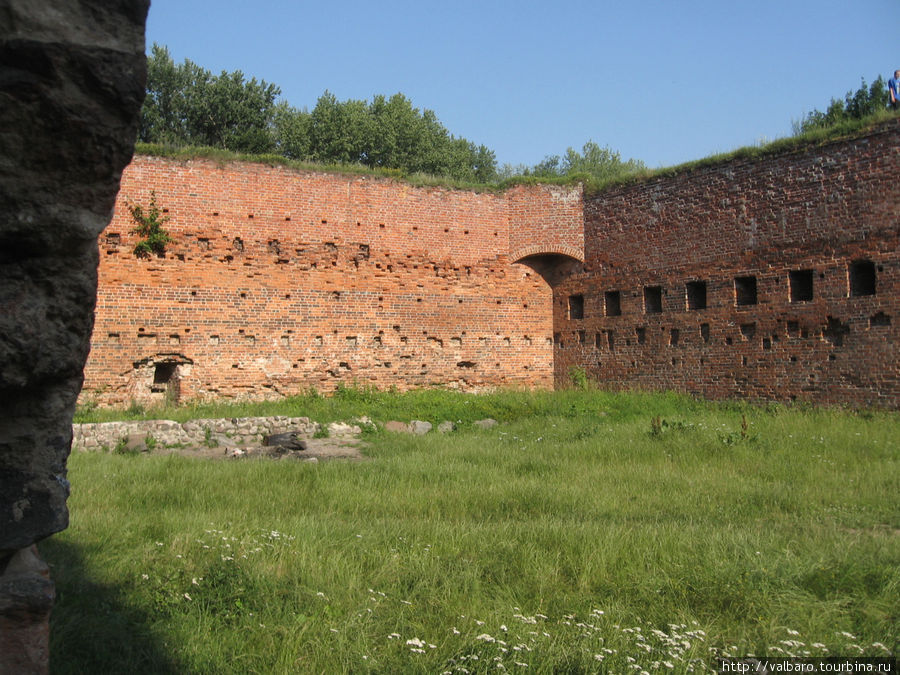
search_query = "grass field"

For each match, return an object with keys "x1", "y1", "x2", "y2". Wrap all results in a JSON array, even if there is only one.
[{"x1": 49, "y1": 389, "x2": 898, "y2": 673}]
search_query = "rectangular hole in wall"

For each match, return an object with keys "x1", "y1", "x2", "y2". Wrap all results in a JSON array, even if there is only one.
[
  {"x1": 740, "y1": 323, "x2": 756, "y2": 341},
  {"x1": 734, "y1": 276, "x2": 758, "y2": 306},
  {"x1": 577, "y1": 331, "x2": 585, "y2": 344},
  {"x1": 595, "y1": 332, "x2": 603, "y2": 349},
  {"x1": 643, "y1": 286, "x2": 662, "y2": 314},
  {"x1": 700, "y1": 323, "x2": 710, "y2": 343},
  {"x1": 568, "y1": 294, "x2": 584, "y2": 320},
  {"x1": 848, "y1": 260, "x2": 876, "y2": 297},
  {"x1": 152, "y1": 362, "x2": 177, "y2": 391},
  {"x1": 606, "y1": 330, "x2": 615, "y2": 351},
  {"x1": 635, "y1": 326, "x2": 646, "y2": 344},
  {"x1": 669, "y1": 328, "x2": 680, "y2": 346},
  {"x1": 685, "y1": 281, "x2": 707, "y2": 310},
  {"x1": 789, "y1": 269, "x2": 814, "y2": 302},
  {"x1": 604, "y1": 291, "x2": 621, "y2": 317}
]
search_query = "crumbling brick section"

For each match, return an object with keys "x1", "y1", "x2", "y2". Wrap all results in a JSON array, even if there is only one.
[
  {"x1": 555, "y1": 120, "x2": 900, "y2": 407},
  {"x1": 82, "y1": 157, "x2": 564, "y2": 405}
]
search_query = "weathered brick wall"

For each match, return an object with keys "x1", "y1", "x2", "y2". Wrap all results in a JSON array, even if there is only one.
[
  {"x1": 555, "y1": 120, "x2": 900, "y2": 407},
  {"x1": 82, "y1": 157, "x2": 561, "y2": 405},
  {"x1": 84, "y1": 121, "x2": 899, "y2": 408},
  {"x1": 507, "y1": 182, "x2": 584, "y2": 262}
]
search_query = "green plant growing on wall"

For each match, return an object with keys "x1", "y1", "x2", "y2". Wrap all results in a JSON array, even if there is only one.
[{"x1": 129, "y1": 191, "x2": 172, "y2": 257}]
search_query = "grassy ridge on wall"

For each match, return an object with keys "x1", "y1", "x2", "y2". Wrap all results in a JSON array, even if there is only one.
[
  {"x1": 135, "y1": 110, "x2": 900, "y2": 197},
  {"x1": 53, "y1": 390, "x2": 898, "y2": 673}
]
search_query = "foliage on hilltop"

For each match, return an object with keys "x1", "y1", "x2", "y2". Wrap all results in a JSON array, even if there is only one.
[
  {"x1": 140, "y1": 44, "x2": 497, "y2": 183},
  {"x1": 793, "y1": 75, "x2": 892, "y2": 135}
]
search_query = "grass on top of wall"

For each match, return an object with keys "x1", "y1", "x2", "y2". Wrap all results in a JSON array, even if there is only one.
[
  {"x1": 135, "y1": 111, "x2": 899, "y2": 199},
  {"x1": 52, "y1": 389, "x2": 899, "y2": 673}
]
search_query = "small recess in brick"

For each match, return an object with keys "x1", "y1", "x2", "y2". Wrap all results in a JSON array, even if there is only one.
[
  {"x1": 735, "y1": 276, "x2": 757, "y2": 306},
  {"x1": 232, "y1": 237, "x2": 244, "y2": 251},
  {"x1": 457, "y1": 361, "x2": 475, "y2": 368},
  {"x1": 822, "y1": 316, "x2": 850, "y2": 346},
  {"x1": 643, "y1": 286, "x2": 662, "y2": 314},
  {"x1": 789, "y1": 269, "x2": 814, "y2": 302},
  {"x1": 669, "y1": 328, "x2": 680, "y2": 346},
  {"x1": 849, "y1": 260, "x2": 876, "y2": 297},
  {"x1": 635, "y1": 327, "x2": 646, "y2": 344},
  {"x1": 869, "y1": 311, "x2": 891, "y2": 327},
  {"x1": 686, "y1": 281, "x2": 707, "y2": 310},
  {"x1": 762, "y1": 337, "x2": 771, "y2": 350},
  {"x1": 700, "y1": 323, "x2": 710, "y2": 343},
  {"x1": 740, "y1": 323, "x2": 756, "y2": 340}
]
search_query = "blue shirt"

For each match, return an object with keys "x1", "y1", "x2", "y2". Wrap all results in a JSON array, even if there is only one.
[{"x1": 889, "y1": 77, "x2": 900, "y2": 100}]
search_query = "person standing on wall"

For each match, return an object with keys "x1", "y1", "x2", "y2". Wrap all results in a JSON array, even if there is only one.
[{"x1": 889, "y1": 70, "x2": 900, "y2": 110}]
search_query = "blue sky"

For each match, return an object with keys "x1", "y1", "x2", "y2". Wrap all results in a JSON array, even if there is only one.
[{"x1": 147, "y1": 0, "x2": 899, "y2": 169}]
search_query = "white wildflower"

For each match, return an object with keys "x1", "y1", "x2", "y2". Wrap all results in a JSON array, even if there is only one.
[
  {"x1": 476, "y1": 634, "x2": 496, "y2": 642},
  {"x1": 406, "y1": 638, "x2": 425, "y2": 648}
]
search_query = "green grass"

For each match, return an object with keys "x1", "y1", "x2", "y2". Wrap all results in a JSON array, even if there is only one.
[
  {"x1": 50, "y1": 390, "x2": 898, "y2": 673},
  {"x1": 136, "y1": 111, "x2": 900, "y2": 199}
]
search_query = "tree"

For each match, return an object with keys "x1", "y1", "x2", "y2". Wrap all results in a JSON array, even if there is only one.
[
  {"x1": 525, "y1": 142, "x2": 645, "y2": 182},
  {"x1": 794, "y1": 76, "x2": 891, "y2": 135},
  {"x1": 139, "y1": 45, "x2": 499, "y2": 181},
  {"x1": 140, "y1": 43, "x2": 280, "y2": 153},
  {"x1": 562, "y1": 141, "x2": 646, "y2": 182},
  {"x1": 129, "y1": 191, "x2": 172, "y2": 258}
]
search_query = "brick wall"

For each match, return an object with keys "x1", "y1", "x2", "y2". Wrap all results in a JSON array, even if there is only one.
[
  {"x1": 555, "y1": 120, "x2": 900, "y2": 407},
  {"x1": 82, "y1": 157, "x2": 568, "y2": 405},
  {"x1": 83, "y1": 120, "x2": 899, "y2": 408}
]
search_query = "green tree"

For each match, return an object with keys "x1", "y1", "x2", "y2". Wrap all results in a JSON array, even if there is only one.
[
  {"x1": 140, "y1": 43, "x2": 280, "y2": 153},
  {"x1": 794, "y1": 76, "x2": 891, "y2": 134},
  {"x1": 307, "y1": 91, "x2": 372, "y2": 164},
  {"x1": 525, "y1": 142, "x2": 645, "y2": 182},
  {"x1": 129, "y1": 191, "x2": 172, "y2": 258},
  {"x1": 185, "y1": 69, "x2": 280, "y2": 152},
  {"x1": 272, "y1": 101, "x2": 311, "y2": 160},
  {"x1": 562, "y1": 141, "x2": 646, "y2": 182},
  {"x1": 139, "y1": 45, "x2": 498, "y2": 181}
]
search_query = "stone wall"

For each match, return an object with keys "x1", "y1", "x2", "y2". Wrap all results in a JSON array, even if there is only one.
[
  {"x1": 555, "y1": 121, "x2": 900, "y2": 407},
  {"x1": 82, "y1": 157, "x2": 583, "y2": 406},
  {"x1": 0, "y1": 1, "x2": 148, "y2": 671}
]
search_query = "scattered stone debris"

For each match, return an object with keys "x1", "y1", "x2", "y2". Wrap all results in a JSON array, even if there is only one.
[
  {"x1": 74, "y1": 415, "x2": 502, "y2": 460},
  {"x1": 409, "y1": 420, "x2": 432, "y2": 435},
  {"x1": 73, "y1": 416, "x2": 364, "y2": 462}
]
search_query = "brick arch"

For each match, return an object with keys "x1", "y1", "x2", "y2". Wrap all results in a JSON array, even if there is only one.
[{"x1": 510, "y1": 244, "x2": 584, "y2": 264}]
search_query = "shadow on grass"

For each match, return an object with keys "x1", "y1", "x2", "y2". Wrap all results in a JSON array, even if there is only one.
[{"x1": 42, "y1": 538, "x2": 182, "y2": 674}]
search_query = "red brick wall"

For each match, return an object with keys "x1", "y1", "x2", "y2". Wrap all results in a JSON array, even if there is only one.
[
  {"x1": 82, "y1": 157, "x2": 566, "y2": 405},
  {"x1": 555, "y1": 120, "x2": 900, "y2": 407},
  {"x1": 507, "y1": 182, "x2": 584, "y2": 262},
  {"x1": 83, "y1": 120, "x2": 899, "y2": 408}
]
